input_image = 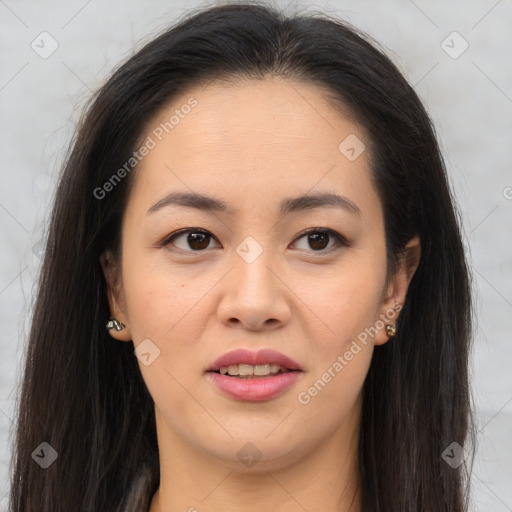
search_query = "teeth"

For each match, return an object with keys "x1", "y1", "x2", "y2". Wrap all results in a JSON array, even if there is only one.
[
  {"x1": 219, "y1": 364, "x2": 289, "y2": 376},
  {"x1": 254, "y1": 364, "x2": 270, "y2": 375},
  {"x1": 238, "y1": 364, "x2": 254, "y2": 376}
]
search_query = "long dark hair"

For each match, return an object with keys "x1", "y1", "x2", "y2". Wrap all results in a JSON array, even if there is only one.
[{"x1": 9, "y1": 2, "x2": 475, "y2": 511}]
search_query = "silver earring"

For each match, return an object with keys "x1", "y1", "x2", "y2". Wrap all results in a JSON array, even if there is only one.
[{"x1": 106, "y1": 319, "x2": 126, "y2": 331}]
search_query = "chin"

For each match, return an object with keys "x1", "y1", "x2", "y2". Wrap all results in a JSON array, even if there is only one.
[{"x1": 196, "y1": 432, "x2": 311, "y2": 472}]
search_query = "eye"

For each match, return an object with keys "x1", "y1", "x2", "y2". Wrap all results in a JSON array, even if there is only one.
[
  {"x1": 292, "y1": 228, "x2": 348, "y2": 253},
  {"x1": 162, "y1": 228, "x2": 221, "y2": 252},
  {"x1": 161, "y1": 227, "x2": 349, "y2": 254}
]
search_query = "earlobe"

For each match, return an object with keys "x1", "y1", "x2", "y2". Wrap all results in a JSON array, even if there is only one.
[
  {"x1": 374, "y1": 235, "x2": 421, "y2": 346},
  {"x1": 100, "y1": 250, "x2": 132, "y2": 341}
]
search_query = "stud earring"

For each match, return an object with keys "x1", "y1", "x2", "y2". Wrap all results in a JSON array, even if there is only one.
[
  {"x1": 106, "y1": 319, "x2": 126, "y2": 331},
  {"x1": 385, "y1": 324, "x2": 396, "y2": 337}
]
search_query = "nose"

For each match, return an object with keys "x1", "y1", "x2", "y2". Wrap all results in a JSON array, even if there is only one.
[{"x1": 216, "y1": 250, "x2": 291, "y2": 331}]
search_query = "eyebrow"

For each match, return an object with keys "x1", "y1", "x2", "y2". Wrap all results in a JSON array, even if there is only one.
[{"x1": 147, "y1": 191, "x2": 361, "y2": 217}]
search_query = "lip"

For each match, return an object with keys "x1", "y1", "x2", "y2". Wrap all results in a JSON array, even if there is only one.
[
  {"x1": 205, "y1": 348, "x2": 304, "y2": 402},
  {"x1": 206, "y1": 371, "x2": 304, "y2": 402},
  {"x1": 206, "y1": 348, "x2": 303, "y2": 372}
]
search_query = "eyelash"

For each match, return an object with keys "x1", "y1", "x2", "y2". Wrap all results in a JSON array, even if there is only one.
[{"x1": 160, "y1": 227, "x2": 350, "y2": 255}]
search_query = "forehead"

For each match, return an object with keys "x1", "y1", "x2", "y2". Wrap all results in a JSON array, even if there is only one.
[
  {"x1": 129, "y1": 77, "x2": 379, "y2": 221},
  {"x1": 144, "y1": 77, "x2": 361, "y2": 158}
]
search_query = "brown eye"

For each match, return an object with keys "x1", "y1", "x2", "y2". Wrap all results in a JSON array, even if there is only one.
[
  {"x1": 307, "y1": 231, "x2": 329, "y2": 250},
  {"x1": 187, "y1": 232, "x2": 210, "y2": 250},
  {"x1": 163, "y1": 227, "x2": 348, "y2": 254},
  {"x1": 293, "y1": 228, "x2": 348, "y2": 253},
  {"x1": 163, "y1": 228, "x2": 220, "y2": 252}
]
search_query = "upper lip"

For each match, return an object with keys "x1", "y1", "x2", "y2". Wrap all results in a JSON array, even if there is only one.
[{"x1": 206, "y1": 349, "x2": 303, "y2": 372}]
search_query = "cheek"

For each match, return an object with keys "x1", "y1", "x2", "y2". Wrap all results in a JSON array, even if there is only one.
[
  {"x1": 120, "y1": 251, "x2": 211, "y2": 409},
  {"x1": 299, "y1": 284, "x2": 377, "y2": 385},
  {"x1": 121, "y1": 246, "x2": 206, "y2": 342},
  {"x1": 289, "y1": 255, "x2": 385, "y2": 418},
  {"x1": 293, "y1": 267, "x2": 381, "y2": 433},
  {"x1": 293, "y1": 256, "x2": 386, "y2": 348},
  {"x1": 294, "y1": 339, "x2": 372, "y2": 447}
]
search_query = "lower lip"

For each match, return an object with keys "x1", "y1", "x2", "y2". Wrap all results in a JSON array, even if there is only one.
[{"x1": 206, "y1": 371, "x2": 303, "y2": 402}]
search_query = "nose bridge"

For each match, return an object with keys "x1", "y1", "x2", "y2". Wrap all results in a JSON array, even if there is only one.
[
  {"x1": 232, "y1": 235, "x2": 276, "y2": 301},
  {"x1": 217, "y1": 234, "x2": 290, "y2": 329}
]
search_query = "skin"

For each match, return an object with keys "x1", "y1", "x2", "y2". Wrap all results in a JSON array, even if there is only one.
[{"x1": 101, "y1": 77, "x2": 420, "y2": 512}]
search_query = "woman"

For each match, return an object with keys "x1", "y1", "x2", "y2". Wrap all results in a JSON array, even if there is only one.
[{"x1": 9, "y1": 2, "x2": 475, "y2": 511}]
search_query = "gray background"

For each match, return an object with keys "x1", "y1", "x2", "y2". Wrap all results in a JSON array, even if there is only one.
[{"x1": 1, "y1": 0, "x2": 511, "y2": 510}]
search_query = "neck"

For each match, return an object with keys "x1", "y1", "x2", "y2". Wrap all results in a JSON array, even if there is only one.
[{"x1": 149, "y1": 401, "x2": 363, "y2": 512}]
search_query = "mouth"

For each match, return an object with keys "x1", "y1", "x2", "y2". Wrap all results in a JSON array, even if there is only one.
[
  {"x1": 205, "y1": 348, "x2": 304, "y2": 401},
  {"x1": 210, "y1": 363, "x2": 299, "y2": 379},
  {"x1": 205, "y1": 348, "x2": 303, "y2": 376},
  {"x1": 206, "y1": 366, "x2": 303, "y2": 402}
]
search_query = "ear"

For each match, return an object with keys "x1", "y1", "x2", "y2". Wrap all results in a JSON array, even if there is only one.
[
  {"x1": 374, "y1": 235, "x2": 421, "y2": 346},
  {"x1": 100, "y1": 250, "x2": 132, "y2": 341}
]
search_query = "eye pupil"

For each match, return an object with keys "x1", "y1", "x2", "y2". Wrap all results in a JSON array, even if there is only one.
[
  {"x1": 188, "y1": 232, "x2": 210, "y2": 250},
  {"x1": 308, "y1": 232, "x2": 329, "y2": 250}
]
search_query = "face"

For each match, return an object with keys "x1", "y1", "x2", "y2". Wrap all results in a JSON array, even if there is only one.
[{"x1": 102, "y1": 77, "x2": 419, "y2": 471}]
